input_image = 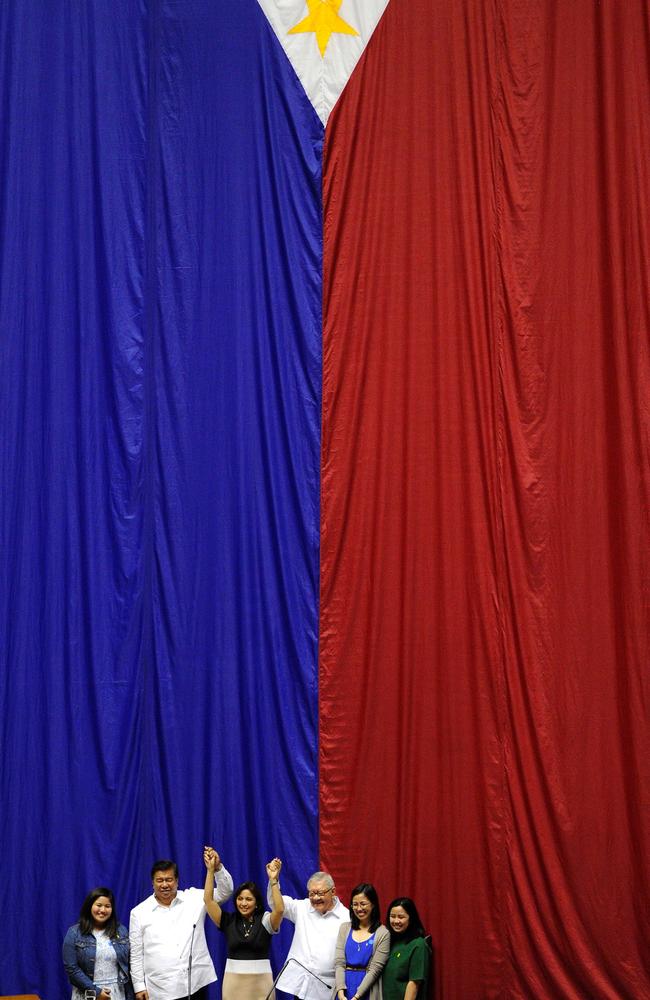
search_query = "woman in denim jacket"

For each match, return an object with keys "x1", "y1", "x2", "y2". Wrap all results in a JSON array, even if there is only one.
[{"x1": 62, "y1": 887, "x2": 134, "y2": 1000}]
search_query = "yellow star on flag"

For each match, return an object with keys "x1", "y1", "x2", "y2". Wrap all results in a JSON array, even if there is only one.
[{"x1": 288, "y1": 0, "x2": 359, "y2": 58}]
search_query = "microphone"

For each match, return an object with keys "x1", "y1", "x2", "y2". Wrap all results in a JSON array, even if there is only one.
[
  {"x1": 187, "y1": 922, "x2": 196, "y2": 1000},
  {"x1": 264, "y1": 956, "x2": 333, "y2": 1000}
]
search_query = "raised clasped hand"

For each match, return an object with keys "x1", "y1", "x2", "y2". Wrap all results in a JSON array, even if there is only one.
[{"x1": 266, "y1": 857, "x2": 282, "y2": 879}]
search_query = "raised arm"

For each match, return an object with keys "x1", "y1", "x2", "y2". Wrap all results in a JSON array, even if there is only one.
[
  {"x1": 266, "y1": 880, "x2": 299, "y2": 923},
  {"x1": 211, "y1": 847, "x2": 234, "y2": 902},
  {"x1": 203, "y1": 846, "x2": 224, "y2": 927},
  {"x1": 266, "y1": 858, "x2": 284, "y2": 931}
]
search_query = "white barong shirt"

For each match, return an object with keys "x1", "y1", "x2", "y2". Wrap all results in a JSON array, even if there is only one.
[
  {"x1": 129, "y1": 867, "x2": 233, "y2": 1000},
  {"x1": 274, "y1": 894, "x2": 349, "y2": 1000}
]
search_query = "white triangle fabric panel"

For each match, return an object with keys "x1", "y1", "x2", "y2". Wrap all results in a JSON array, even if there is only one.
[{"x1": 256, "y1": 0, "x2": 391, "y2": 125}]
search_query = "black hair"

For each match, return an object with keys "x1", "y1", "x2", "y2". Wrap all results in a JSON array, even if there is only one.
[
  {"x1": 349, "y1": 882, "x2": 381, "y2": 933},
  {"x1": 151, "y1": 859, "x2": 179, "y2": 880},
  {"x1": 79, "y1": 887, "x2": 119, "y2": 939},
  {"x1": 385, "y1": 897, "x2": 426, "y2": 946},
  {"x1": 233, "y1": 881, "x2": 265, "y2": 916}
]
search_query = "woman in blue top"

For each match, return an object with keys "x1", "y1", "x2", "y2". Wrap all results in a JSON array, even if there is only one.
[
  {"x1": 62, "y1": 887, "x2": 134, "y2": 1000},
  {"x1": 335, "y1": 883, "x2": 390, "y2": 1000}
]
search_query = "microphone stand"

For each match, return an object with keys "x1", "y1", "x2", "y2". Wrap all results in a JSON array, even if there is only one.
[
  {"x1": 264, "y1": 956, "x2": 333, "y2": 1000},
  {"x1": 187, "y1": 922, "x2": 196, "y2": 1000}
]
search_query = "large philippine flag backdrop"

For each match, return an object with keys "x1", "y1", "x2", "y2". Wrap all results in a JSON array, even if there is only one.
[{"x1": 1, "y1": 1, "x2": 648, "y2": 998}]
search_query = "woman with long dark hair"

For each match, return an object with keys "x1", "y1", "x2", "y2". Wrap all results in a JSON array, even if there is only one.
[
  {"x1": 382, "y1": 898, "x2": 430, "y2": 1000},
  {"x1": 203, "y1": 846, "x2": 284, "y2": 1000},
  {"x1": 334, "y1": 882, "x2": 390, "y2": 1000},
  {"x1": 62, "y1": 887, "x2": 134, "y2": 1000}
]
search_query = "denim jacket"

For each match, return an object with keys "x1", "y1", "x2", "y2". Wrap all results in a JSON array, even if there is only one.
[{"x1": 62, "y1": 923, "x2": 134, "y2": 999}]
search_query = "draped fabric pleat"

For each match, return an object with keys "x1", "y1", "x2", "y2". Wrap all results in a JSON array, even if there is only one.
[
  {"x1": 1, "y1": 3, "x2": 322, "y2": 997},
  {"x1": 0, "y1": 4, "x2": 150, "y2": 979},
  {"x1": 320, "y1": 2, "x2": 649, "y2": 998}
]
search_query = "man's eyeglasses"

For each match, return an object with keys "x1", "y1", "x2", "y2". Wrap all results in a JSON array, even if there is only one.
[{"x1": 308, "y1": 889, "x2": 333, "y2": 899}]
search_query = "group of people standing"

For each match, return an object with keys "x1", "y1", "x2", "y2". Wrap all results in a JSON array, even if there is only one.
[{"x1": 62, "y1": 848, "x2": 430, "y2": 1000}]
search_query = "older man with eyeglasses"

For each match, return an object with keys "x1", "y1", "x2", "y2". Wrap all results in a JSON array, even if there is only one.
[{"x1": 267, "y1": 870, "x2": 349, "y2": 999}]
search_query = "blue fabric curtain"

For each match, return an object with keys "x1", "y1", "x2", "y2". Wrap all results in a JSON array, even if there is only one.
[{"x1": 0, "y1": 2, "x2": 323, "y2": 996}]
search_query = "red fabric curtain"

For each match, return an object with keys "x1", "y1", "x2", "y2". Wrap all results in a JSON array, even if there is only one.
[{"x1": 320, "y1": 2, "x2": 649, "y2": 997}]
